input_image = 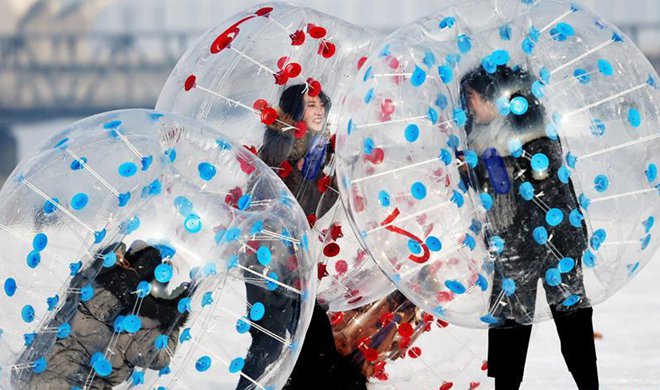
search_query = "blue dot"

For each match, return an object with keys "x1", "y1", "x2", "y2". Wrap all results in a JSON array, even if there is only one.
[
  {"x1": 177, "y1": 297, "x2": 192, "y2": 314},
  {"x1": 463, "y1": 233, "x2": 476, "y2": 251},
  {"x1": 566, "y1": 152, "x2": 578, "y2": 169},
  {"x1": 198, "y1": 162, "x2": 217, "y2": 181},
  {"x1": 378, "y1": 190, "x2": 390, "y2": 207},
  {"x1": 476, "y1": 274, "x2": 489, "y2": 291},
  {"x1": 236, "y1": 317, "x2": 251, "y2": 334},
  {"x1": 411, "y1": 182, "x2": 427, "y2": 200},
  {"x1": 141, "y1": 155, "x2": 153, "y2": 171},
  {"x1": 26, "y1": 250, "x2": 41, "y2": 268},
  {"x1": 132, "y1": 371, "x2": 145, "y2": 385},
  {"x1": 363, "y1": 137, "x2": 375, "y2": 155},
  {"x1": 250, "y1": 302, "x2": 265, "y2": 321},
  {"x1": 70, "y1": 157, "x2": 87, "y2": 171},
  {"x1": 546, "y1": 208, "x2": 564, "y2": 227},
  {"x1": 229, "y1": 357, "x2": 245, "y2": 374},
  {"x1": 102, "y1": 251, "x2": 117, "y2": 267},
  {"x1": 480, "y1": 192, "x2": 493, "y2": 211},
  {"x1": 43, "y1": 198, "x2": 59, "y2": 214},
  {"x1": 265, "y1": 271, "x2": 279, "y2": 291},
  {"x1": 597, "y1": 59, "x2": 614, "y2": 76},
  {"x1": 174, "y1": 196, "x2": 193, "y2": 217},
  {"x1": 80, "y1": 284, "x2": 94, "y2": 302},
  {"x1": 491, "y1": 49, "x2": 510, "y2": 65},
  {"x1": 411, "y1": 66, "x2": 427, "y2": 87},
  {"x1": 590, "y1": 228, "x2": 607, "y2": 250},
  {"x1": 559, "y1": 257, "x2": 576, "y2": 273},
  {"x1": 502, "y1": 278, "x2": 516, "y2": 296},
  {"x1": 71, "y1": 193, "x2": 89, "y2": 210},
  {"x1": 33, "y1": 357, "x2": 48, "y2": 374},
  {"x1": 438, "y1": 65, "x2": 453, "y2": 83},
  {"x1": 118, "y1": 162, "x2": 138, "y2": 178},
  {"x1": 489, "y1": 235, "x2": 505, "y2": 254},
  {"x1": 646, "y1": 163, "x2": 658, "y2": 182},
  {"x1": 533, "y1": 226, "x2": 548, "y2": 245},
  {"x1": 519, "y1": 182, "x2": 535, "y2": 201},
  {"x1": 628, "y1": 108, "x2": 642, "y2": 128},
  {"x1": 545, "y1": 268, "x2": 562, "y2": 287},
  {"x1": 522, "y1": 37, "x2": 535, "y2": 55},
  {"x1": 407, "y1": 239, "x2": 422, "y2": 255},
  {"x1": 439, "y1": 16, "x2": 456, "y2": 29},
  {"x1": 499, "y1": 24, "x2": 512, "y2": 40},
  {"x1": 136, "y1": 281, "x2": 151, "y2": 298},
  {"x1": 452, "y1": 109, "x2": 467, "y2": 127},
  {"x1": 557, "y1": 166, "x2": 571, "y2": 184},
  {"x1": 481, "y1": 55, "x2": 497, "y2": 74},
  {"x1": 556, "y1": 22, "x2": 575, "y2": 37},
  {"x1": 238, "y1": 194, "x2": 252, "y2": 210},
  {"x1": 103, "y1": 120, "x2": 122, "y2": 129},
  {"x1": 4, "y1": 278, "x2": 17, "y2": 297},
  {"x1": 532, "y1": 81, "x2": 545, "y2": 99},
  {"x1": 510, "y1": 97, "x2": 529, "y2": 115},
  {"x1": 464, "y1": 150, "x2": 478, "y2": 168},
  {"x1": 22, "y1": 305, "x2": 36, "y2": 323},
  {"x1": 119, "y1": 217, "x2": 140, "y2": 234},
  {"x1": 257, "y1": 246, "x2": 272, "y2": 266},
  {"x1": 573, "y1": 68, "x2": 591, "y2": 84},
  {"x1": 641, "y1": 234, "x2": 651, "y2": 250},
  {"x1": 362, "y1": 66, "x2": 373, "y2": 82},
  {"x1": 46, "y1": 294, "x2": 60, "y2": 311},
  {"x1": 439, "y1": 148, "x2": 452, "y2": 165},
  {"x1": 451, "y1": 190, "x2": 464, "y2": 208},
  {"x1": 540, "y1": 67, "x2": 551, "y2": 84},
  {"x1": 531, "y1": 153, "x2": 549, "y2": 172},
  {"x1": 184, "y1": 214, "x2": 202, "y2": 233},
  {"x1": 506, "y1": 138, "x2": 523, "y2": 157},
  {"x1": 426, "y1": 236, "x2": 442, "y2": 251},
  {"x1": 569, "y1": 209, "x2": 584, "y2": 228},
  {"x1": 118, "y1": 192, "x2": 131, "y2": 207},
  {"x1": 594, "y1": 174, "x2": 609, "y2": 192},
  {"x1": 53, "y1": 137, "x2": 69, "y2": 150},
  {"x1": 155, "y1": 263, "x2": 173, "y2": 283},
  {"x1": 195, "y1": 356, "x2": 212, "y2": 372},
  {"x1": 364, "y1": 88, "x2": 375, "y2": 104},
  {"x1": 165, "y1": 148, "x2": 177, "y2": 163},
  {"x1": 457, "y1": 34, "x2": 472, "y2": 53},
  {"x1": 590, "y1": 119, "x2": 606, "y2": 136},
  {"x1": 445, "y1": 280, "x2": 466, "y2": 294},
  {"x1": 404, "y1": 124, "x2": 420, "y2": 142},
  {"x1": 562, "y1": 294, "x2": 581, "y2": 307},
  {"x1": 123, "y1": 315, "x2": 142, "y2": 333},
  {"x1": 435, "y1": 94, "x2": 448, "y2": 110},
  {"x1": 643, "y1": 216, "x2": 655, "y2": 233},
  {"x1": 583, "y1": 250, "x2": 596, "y2": 268},
  {"x1": 56, "y1": 323, "x2": 71, "y2": 339},
  {"x1": 225, "y1": 227, "x2": 241, "y2": 242}
]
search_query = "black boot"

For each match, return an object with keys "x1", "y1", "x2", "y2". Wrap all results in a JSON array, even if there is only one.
[
  {"x1": 495, "y1": 375, "x2": 522, "y2": 390},
  {"x1": 552, "y1": 306, "x2": 599, "y2": 390}
]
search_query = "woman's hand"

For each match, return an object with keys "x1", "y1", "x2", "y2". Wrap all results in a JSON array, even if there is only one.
[{"x1": 296, "y1": 158, "x2": 305, "y2": 171}]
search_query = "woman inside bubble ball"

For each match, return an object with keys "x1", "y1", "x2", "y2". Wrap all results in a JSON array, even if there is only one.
[
  {"x1": 459, "y1": 65, "x2": 598, "y2": 390},
  {"x1": 238, "y1": 84, "x2": 365, "y2": 390},
  {"x1": 17, "y1": 241, "x2": 191, "y2": 389}
]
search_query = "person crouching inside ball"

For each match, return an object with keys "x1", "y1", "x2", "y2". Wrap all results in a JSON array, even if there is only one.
[{"x1": 17, "y1": 241, "x2": 192, "y2": 390}]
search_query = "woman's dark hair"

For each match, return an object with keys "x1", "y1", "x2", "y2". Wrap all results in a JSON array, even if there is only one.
[
  {"x1": 459, "y1": 65, "x2": 544, "y2": 134},
  {"x1": 279, "y1": 84, "x2": 332, "y2": 121}
]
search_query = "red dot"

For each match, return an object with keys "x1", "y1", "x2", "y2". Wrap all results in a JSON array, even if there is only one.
[
  {"x1": 255, "y1": 7, "x2": 273, "y2": 16},
  {"x1": 334, "y1": 260, "x2": 348, "y2": 275},
  {"x1": 285, "y1": 62, "x2": 302, "y2": 78},
  {"x1": 440, "y1": 381, "x2": 454, "y2": 390},
  {"x1": 408, "y1": 346, "x2": 422, "y2": 358},
  {"x1": 318, "y1": 40, "x2": 336, "y2": 58},
  {"x1": 323, "y1": 242, "x2": 340, "y2": 257},
  {"x1": 260, "y1": 107, "x2": 278, "y2": 125},
  {"x1": 307, "y1": 24, "x2": 327, "y2": 39},
  {"x1": 363, "y1": 348, "x2": 378, "y2": 362},
  {"x1": 184, "y1": 75, "x2": 196, "y2": 91},
  {"x1": 276, "y1": 56, "x2": 289, "y2": 70},
  {"x1": 398, "y1": 322, "x2": 414, "y2": 338},
  {"x1": 252, "y1": 99, "x2": 268, "y2": 111},
  {"x1": 330, "y1": 312, "x2": 344, "y2": 326},
  {"x1": 357, "y1": 56, "x2": 367, "y2": 70}
]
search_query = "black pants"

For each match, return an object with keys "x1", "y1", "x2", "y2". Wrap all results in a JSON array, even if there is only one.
[
  {"x1": 284, "y1": 304, "x2": 367, "y2": 390},
  {"x1": 488, "y1": 306, "x2": 598, "y2": 390}
]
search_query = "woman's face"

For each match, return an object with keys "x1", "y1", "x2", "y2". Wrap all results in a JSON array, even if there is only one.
[
  {"x1": 303, "y1": 93, "x2": 326, "y2": 132},
  {"x1": 466, "y1": 87, "x2": 497, "y2": 125}
]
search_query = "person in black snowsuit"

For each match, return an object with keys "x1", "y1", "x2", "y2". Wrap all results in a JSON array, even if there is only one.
[
  {"x1": 459, "y1": 65, "x2": 598, "y2": 390},
  {"x1": 237, "y1": 84, "x2": 365, "y2": 390}
]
